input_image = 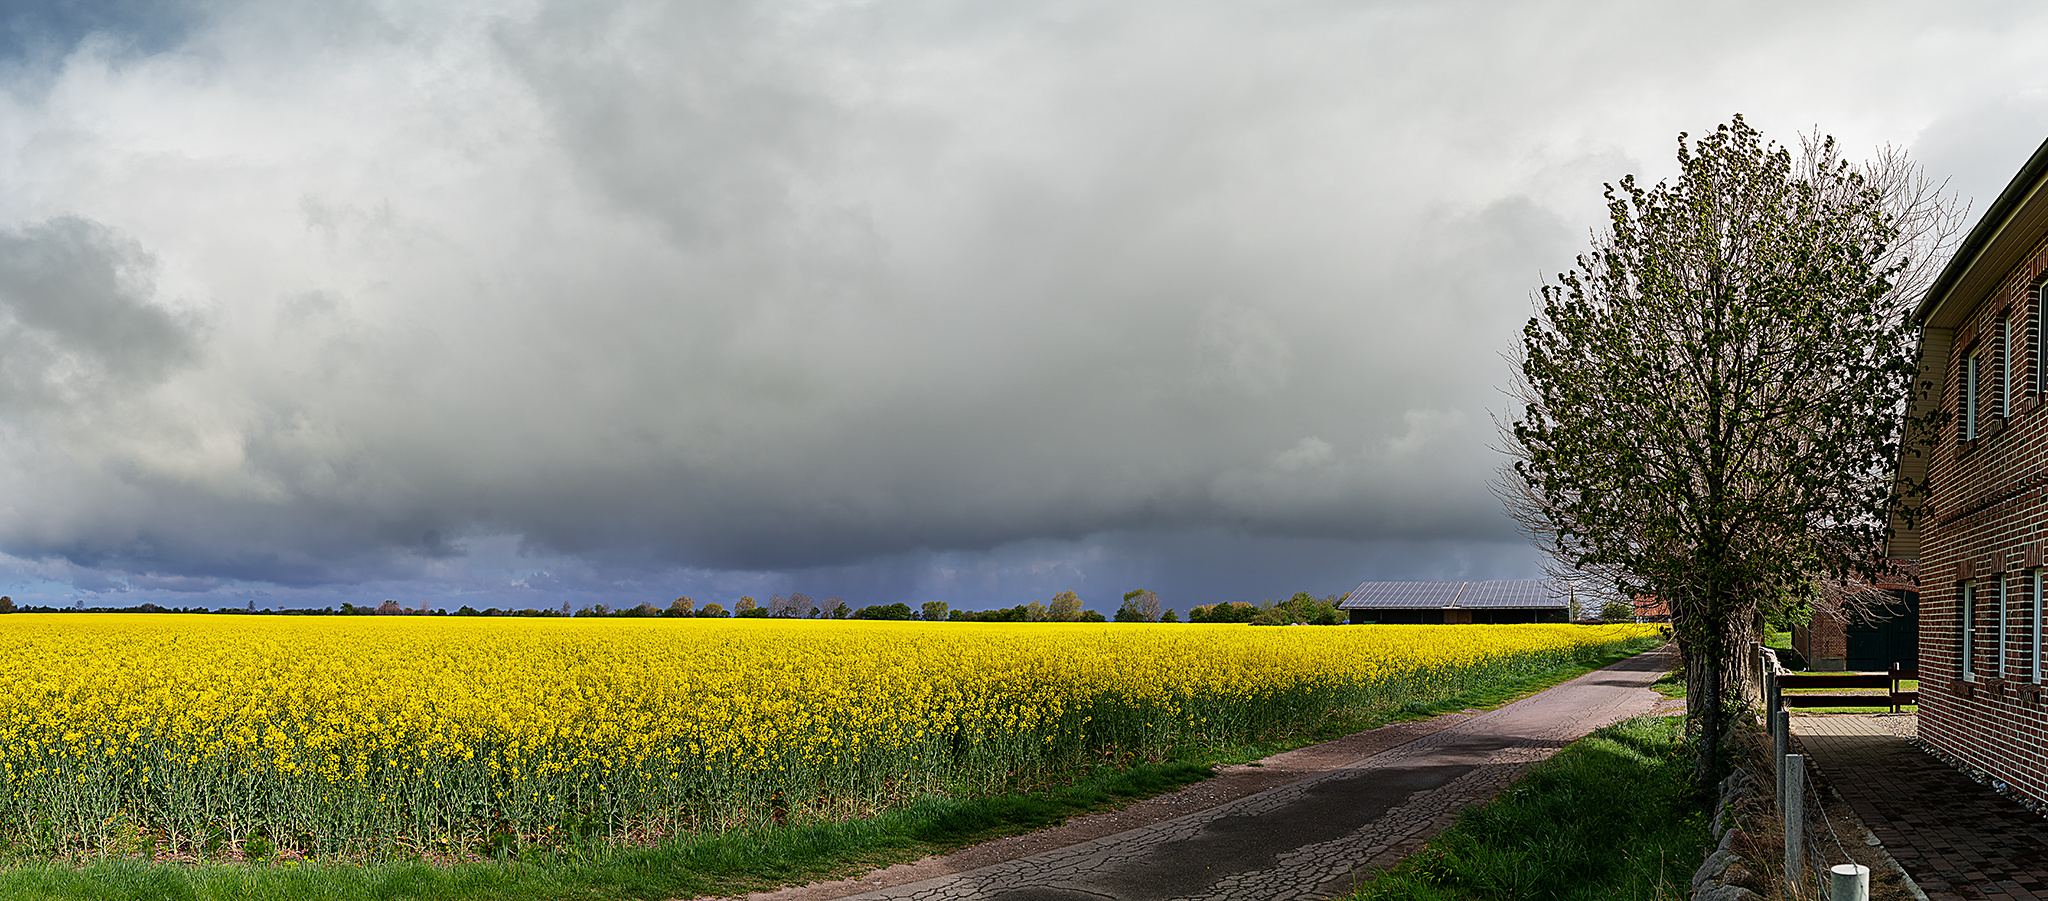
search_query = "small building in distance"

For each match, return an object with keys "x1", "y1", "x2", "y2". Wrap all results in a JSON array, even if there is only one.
[
  {"x1": 1632, "y1": 594, "x2": 1672, "y2": 623},
  {"x1": 1339, "y1": 580, "x2": 1572, "y2": 625},
  {"x1": 1789, "y1": 564, "x2": 1920, "y2": 673}
]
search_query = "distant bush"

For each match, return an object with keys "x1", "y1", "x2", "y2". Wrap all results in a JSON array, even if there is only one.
[{"x1": 1188, "y1": 601, "x2": 1261, "y2": 624}]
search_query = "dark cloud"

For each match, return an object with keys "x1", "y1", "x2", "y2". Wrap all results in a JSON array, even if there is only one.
[
  {"x1": 0, "y1": 1, "x2": 2041, "y2": 607},
  {"x1": 0, "y1": 216, "x2": 195, "y2": 408}
]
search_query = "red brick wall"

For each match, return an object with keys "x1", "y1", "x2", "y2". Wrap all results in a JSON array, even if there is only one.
[
  {"x1": 1795, "y1": 611, "x2": 1847, "y2": 670},
  {"x1": 1921, "y1": 231, "x2": 2048, "y2": 809}
]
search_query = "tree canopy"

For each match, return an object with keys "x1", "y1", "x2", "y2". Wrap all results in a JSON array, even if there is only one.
[{"x1": 1505, "y1": 115, "x2": 1935, "y2": 783}]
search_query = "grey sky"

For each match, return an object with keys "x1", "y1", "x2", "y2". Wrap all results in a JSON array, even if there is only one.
[{"x1": 0, "y1": 0, "x2": 2041, "y2": 612}]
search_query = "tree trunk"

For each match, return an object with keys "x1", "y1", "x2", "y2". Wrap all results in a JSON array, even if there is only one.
[{"x1": 1686, "y1": 635, "x2": 1721, "y2": 788}]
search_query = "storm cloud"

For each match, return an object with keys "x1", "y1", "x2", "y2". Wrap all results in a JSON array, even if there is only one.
[{"x1": 0, "y1": 0, "x2": 2045, "y2": 609}]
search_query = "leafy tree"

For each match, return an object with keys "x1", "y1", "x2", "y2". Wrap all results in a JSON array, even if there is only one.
[
  {"x1": 0, "y1": 596, "x2": 13, "y2": 614},
  {"x1": 921, "y1": 600, "x2": 949, "y2": 622},
  {"x1": 830, "y1": 601, "x2": 851, "y2": 619},
  {"x1": 1117, "y1": 588, "x2": 1162, "y2": 623},
  {"x1": 1024, "y1": 600, "x2": 1049, "y2": 622},
  {"x1": 1504, "y1": 115, "x2": 1953, "y2": 784},
  {"x1": 786, "y1": 592, "x2": 815, "y2": 617},
  {"x1": 1047, "y1": 590, "x2": 1083, "y2": 622},
  {"x1": 665, "y1": 597, "x2": 694, "y2": 617},
  {"x1": 1078, "y1": 609, "x2": 1107, "y2": 623},
  {"x1": 1598, "y1": 599, "x2": 1636, "y2": 623},
  {"x1": 734, "y1": 595, "x2": 759, "y2": 615},
  {"x1": 1160, "y1": 608, "x2": 1179, "y2": 623},
  {"x1": 697, "y1": 602, "x2": 728, "y2": 618},
  {"x1": 1188, "y1": 601, "x2": 1261, "y2": 624},
  {"x1": 855, "y1": 602, "x2": 915, "y2": 620}
]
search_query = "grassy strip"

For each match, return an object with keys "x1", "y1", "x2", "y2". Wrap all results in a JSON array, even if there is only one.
[
  {"x1": 1, "y1": 637, "x2": 1667, "y2": 901},
  {"x1": 1193, "y1": 635, "x2": 1669, "y2": 769},
  {"x1": 1344, "y1": 715, "x2": 1710, "y2": 901},
  {"x1": 0, "y1": 761, "x2": 1213, "y2": 901}
]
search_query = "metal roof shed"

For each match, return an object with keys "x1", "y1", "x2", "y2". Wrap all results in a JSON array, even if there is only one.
[{"x1": 1338, "y1": 580, "x2": 1572, "y2": 625}]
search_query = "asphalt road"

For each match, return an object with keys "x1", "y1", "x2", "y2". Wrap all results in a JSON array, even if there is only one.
[{"x1": 824, "y1": 644, "x2": 1679, "y2": 901}]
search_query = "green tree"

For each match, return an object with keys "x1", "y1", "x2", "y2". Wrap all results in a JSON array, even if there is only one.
[
  {"x1": 1024, "y1": 600, "x2": 1049, "y2": 622},
  {"x1": 0, "y1": 596, "x2": 13, "y2": 614},
  {"x1": 734, "y1": 595, "x2": 759, "y2": 615},
  {"x1": 665, "y1": 597, "x2": 694, "y2": 617},
  {"x1": 1116, "y1": 588, "x2": 1162, "y2": 623},
  {"x1": 1047, "y1": 590, "x2": 1083, "y2": 622},
  {"x1": 1505, "y1": 115, "x2": 1939, "y2": 784},
  {"x1": 921, "y1": 600, "x2": 949, "y2": 621}
]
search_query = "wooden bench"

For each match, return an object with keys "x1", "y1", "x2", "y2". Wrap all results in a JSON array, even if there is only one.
[{"x1": 1776, "y1": 668, "x2": 1918, "y2": 712}]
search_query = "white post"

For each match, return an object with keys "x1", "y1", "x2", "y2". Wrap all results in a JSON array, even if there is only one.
[
  {"x1": 1829, "y1": 863, "x2": 1869, "y2": 901},
  {"x1": 1786, "y1": 754, "x2": 1806, "y2": 894}
]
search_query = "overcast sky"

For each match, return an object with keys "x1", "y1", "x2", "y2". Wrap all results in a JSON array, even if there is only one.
[{"x1": 0, "y1": 0, "x2": 2042, "y2": 613}]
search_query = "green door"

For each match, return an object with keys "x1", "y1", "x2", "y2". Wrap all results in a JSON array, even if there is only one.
[{"x1": 1845, "y1": 589, "x2": 1917, "y2": 672}]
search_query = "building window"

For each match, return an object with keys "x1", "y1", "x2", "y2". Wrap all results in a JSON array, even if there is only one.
[
  {"x1": 2002, "y1": 317, "x2": 2014, "y2": 418},
  {"x1": 2037, "y1": 284, "x2": 2047, "y2": 396},
  {"x1": 2035, "y1": 569, "x2": 2044, "y2": 683},
  {"x1": 1997, "y1": 576, "x2": 2010, "y2": 679},
  {"x1": 1965, "y1": 351, "x2": 1980, "y2": 441},
  {"x1": 1963, "y1": 581, "x2": 1977, "y2": 681}
]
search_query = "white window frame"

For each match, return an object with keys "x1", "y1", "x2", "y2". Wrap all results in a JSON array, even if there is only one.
[
  {"x1": 2036, "y1": 284, "x2": 2047, "y2": 397},
  {"x1": 2003, "y1": 318, "x2": 2014, "y2": 418},
  {"x1": 2034, "y1": 569, "x2": 2044, "y2": 684},
  {"x1": 1962, "y1": 581, "x2": 1977, "y2": 681},
  {"x1": 1966, "y1": 352, "x2": 1980, "y2": 440},
  {"x1": 1998, "y1": 576, "x2": 2010, "y2": 679}
]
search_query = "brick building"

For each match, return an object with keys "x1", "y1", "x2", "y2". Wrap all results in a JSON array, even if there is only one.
[
  {"x1": 1789, "y1": 571, "x2": 1919, "y2": 672},
  {"x1": 1912, "y1": 136, "x2": 2048, "y2": 809}
]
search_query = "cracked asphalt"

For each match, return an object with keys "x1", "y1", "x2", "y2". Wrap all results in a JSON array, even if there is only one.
[{"x1": 745, "y1": 644, "x2": 1677, "y2": 901}]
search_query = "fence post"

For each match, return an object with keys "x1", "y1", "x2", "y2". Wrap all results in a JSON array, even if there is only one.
[
  {"x1": 1775, "y1": 710, "x2": 1790, "y2": 816},
  {"x1": 1786, "y1": 753, "x2": 1806, "y2": 895},
  {"x1": 1764, "y1": 646, "x2": 1781, "y2": 723},
  {"x1": 1829, "y1": 863, "x2": 1869, "y2": 901}
]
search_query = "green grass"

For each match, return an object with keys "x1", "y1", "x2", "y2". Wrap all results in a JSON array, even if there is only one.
[
  {"x1": 0, "y1": 637, "x2": 1668, "y2": 901},
  {"x1": 1343, "y1": 715, "x2": 1710, "y2": 901},
  {"x1": 1650, "y1": 669, "x2": 1686, "y2": 698},
  {"x1": 0, "y1": 761, "x2": 1215, "y2": 901}
]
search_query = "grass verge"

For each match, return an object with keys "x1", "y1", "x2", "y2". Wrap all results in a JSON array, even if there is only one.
[
  {"x1": 1188, "y1": 635, "x2": 1670, "y2": 768},
  {"x1": 0, "y1": 637, "x2": 1667, "y2": 901},
  {"x1": 1343, "y1": 715, "x2": 1710, "y2": 901}
]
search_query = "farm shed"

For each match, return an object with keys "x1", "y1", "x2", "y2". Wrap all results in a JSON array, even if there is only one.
[
  {"x1": 1790, "y1": 569, "x2": 1919, "y2": 673},
  {"x1": 1338, "y1": 580, "x2": 1571, "y2": 625},
  {"x1": 1907, "y1": 133, "x2": 2048, "y2": 810}
]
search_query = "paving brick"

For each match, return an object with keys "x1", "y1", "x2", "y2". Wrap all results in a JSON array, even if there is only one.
[{"x1": 1795, "y1": 713, "x2": 2048, "y2": 901}]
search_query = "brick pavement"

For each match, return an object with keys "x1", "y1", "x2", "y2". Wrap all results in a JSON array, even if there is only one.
[
  {"x1": 791, "y1": 646, "x2": 1680, "y2": 901},
  {"x1": 1794, "y1": 714, "x2": 2048, "y2": 900}
]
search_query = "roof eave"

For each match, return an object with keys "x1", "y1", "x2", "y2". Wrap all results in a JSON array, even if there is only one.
[{"x1": 1915, "y1": 136, "x2": 2048, "y2": 328}]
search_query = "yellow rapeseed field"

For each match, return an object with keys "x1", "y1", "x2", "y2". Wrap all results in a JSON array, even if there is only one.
[{"x1": 0, "y1": 614, "x2": 1660, "y2": 858}]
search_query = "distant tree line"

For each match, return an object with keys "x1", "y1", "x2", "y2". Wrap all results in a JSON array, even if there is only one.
[
  {"x1": 0, "y1": 588, "x2": 1348, "y2": 623},
  {"x1": 1187, "y1": 592, "x2": 1343, "y2": 625}
]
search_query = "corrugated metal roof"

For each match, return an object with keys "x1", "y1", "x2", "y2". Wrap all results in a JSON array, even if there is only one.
[{"x1": 1339, "y1": 580, "x2": 1568, "y2": 610}]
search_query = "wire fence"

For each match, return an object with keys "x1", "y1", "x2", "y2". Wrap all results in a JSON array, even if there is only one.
[{"x1": 1752, "y1": 640, "x2": 1874, "y2": 900}]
